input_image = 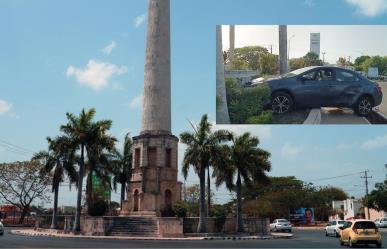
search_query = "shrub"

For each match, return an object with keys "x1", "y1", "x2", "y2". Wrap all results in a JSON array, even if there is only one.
[
  {"x1": 172, "y1": 201, "x2": 188, "y2": 218},
  {"x1": 246, "y1": 111, "x2": 272, "y2": 124},
  {"x1": 211, "y1": 204, "x2": 228, "y2": 233},
  {"x1": 225, "y1": 78, "x2": 271, "y2": 124},
  {"x1": 161, "y1": 206, "x2": 175, "y2": 217},
  {"x1": 88, "y1": 200, "x2": 108, "y2": 216}
]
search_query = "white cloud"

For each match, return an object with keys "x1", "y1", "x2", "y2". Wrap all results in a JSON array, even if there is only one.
[
  {"x1": 102, "y1": 41, "x2": 116, "y2": 55},
  {"x1": 361, "y1": 133, "x2": 387, "y2": 150},
  {"x1": 0, "y1": 99, "x2": 12, "y2": 116},
  {"x1": 129, "y1": 94, "x2": 143, "y2": 109},
  {"x1": 280, "y1": 143, "x2": 303, "y2": 159},
  {"x1": 214, "y1": 125, "x2": 272, "y2": 141},
  {"x1": 345, "y1": 0, "x2": 387, "y2": 17},
  {"x1": 133, "y1": 13, "x2": 146, "y2": 28},
  {"x1": 66, "y1": 60, "x2": 128, "y2": 91}
]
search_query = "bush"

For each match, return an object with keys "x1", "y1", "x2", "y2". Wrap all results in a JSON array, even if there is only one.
[
  {"x1": 172, "y1": 201, "x2": 188, "y2": 218},
  {"x1": 211, "y1": 204, "x2": 228, "y2": 233},
  {"x1": 161, "y1": 206, "x2": 175, "y2": 217},
  {"x1": 88, "y1": 200, "x2": 108, "y2": 216},
  {"x1": 246, "y1": 111, "x2": 272, "y2": 124},
  {"x1": 225, "y1": 78, "x2": 271, "y2": 124}
]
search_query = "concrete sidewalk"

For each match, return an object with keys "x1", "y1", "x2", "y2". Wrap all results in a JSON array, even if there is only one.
[
  {"x1": 10, "y1": 229, "x2": 292, "y2": 241},
  {"x1": 320, "y1": 107, "x2": 370, "y2": 124}
]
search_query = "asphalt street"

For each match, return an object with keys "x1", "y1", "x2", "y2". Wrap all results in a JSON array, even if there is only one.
[{"x1": 0, "y1": 227, "x2": 386, "y2": 248}]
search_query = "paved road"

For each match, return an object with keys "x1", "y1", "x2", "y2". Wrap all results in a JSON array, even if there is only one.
[{"x1": 0, "y1": 228, "x2": 386, "y2": 248}]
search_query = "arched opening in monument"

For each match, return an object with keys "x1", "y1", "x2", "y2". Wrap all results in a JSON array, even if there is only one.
[
  {"x1": 165, "y1": 189, "x2": 172, "y2": 209},
  {"x1": 133, "y1": 189, "x2": 139, "y2": 212}
]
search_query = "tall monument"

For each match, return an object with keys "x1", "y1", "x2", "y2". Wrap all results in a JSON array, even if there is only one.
[{"x1": 122, "y1": 0, "x2": 181, "y2": 216}]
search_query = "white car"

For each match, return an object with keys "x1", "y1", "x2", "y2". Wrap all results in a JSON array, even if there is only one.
[
  {"x1": 0, "y1": 220, "x2": 4, "y2": 236},
  {"x1": 375, "y1": 218, "x2": 387, "y2": 228},
  {"x1": 324, "y1": 220, "x2": 345, "y2": 237},
  {"x1": 270, "y1": 219, "x2": 292, "y2": 232}
]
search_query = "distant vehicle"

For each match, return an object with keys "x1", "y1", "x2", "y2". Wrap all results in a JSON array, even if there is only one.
[
  {"x1": 325, "y1": 220, "x2": 345, "y2": 237},
  {"x1": 0, "y1": 220, "x2": 4, "y2": 236},
  {"x1": 270, "y1": 219, "x2": 292, "y2": 232},
  {"x1": 375, "y1": 218, "x2": 387, "y2": 228},
  {"x1": 339, "y1": 220, "x2": 382, "y2": 248},
  {"x1": 253, "y1": 66, "x2": 383, "y2": 116}
]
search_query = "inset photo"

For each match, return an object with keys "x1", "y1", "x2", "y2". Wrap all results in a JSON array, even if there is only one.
[{"x1": 216, "y1": 25, "x2": 387, "y2": 125}]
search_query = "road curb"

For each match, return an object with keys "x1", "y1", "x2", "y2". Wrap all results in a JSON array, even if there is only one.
[
  {"x1": 10, "y1": 230, "x2": 292, "y2": 241},
  {"x1": 303, "y1": 108, "x2": 321, "y2": 124}
]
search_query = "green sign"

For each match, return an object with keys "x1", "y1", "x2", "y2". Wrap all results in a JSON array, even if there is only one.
[{"x1": 91, "y1": 173, "x2": 111, "y2": 201}]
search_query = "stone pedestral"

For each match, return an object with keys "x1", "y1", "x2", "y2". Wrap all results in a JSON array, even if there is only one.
[{"x1": 122, "y1": 132, "x2": 182, "y2": 217}]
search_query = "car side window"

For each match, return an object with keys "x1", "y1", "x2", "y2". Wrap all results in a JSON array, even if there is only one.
[
  {"x1": 301, "y1": 71, "x2": 316, "y2": 81},
  {"x1": 332, "y1": 221, "x2": 336, "y2": 225},
  {"x1": 315, "y1": 69, "x2": 333, "y2": 81},
  {"x1": 336, "y1": 70, "x2": 359, "y2": 82}
]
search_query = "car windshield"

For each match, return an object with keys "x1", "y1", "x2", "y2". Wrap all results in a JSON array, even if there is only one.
[
  {"x1": 281, "y1": 67, "x2": 315, "y2": 78},
  {"x1": 278, "y1": 219, "x2": 288, "y2": 223},
  {"x1": 354, "y1": 221, "x2": 376, "y2": 229},
  {"x1": 338, "y1": 221, "x2": 345, "y2": 224}
]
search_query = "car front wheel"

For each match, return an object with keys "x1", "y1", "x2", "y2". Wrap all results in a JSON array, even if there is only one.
[
  {"x1": 271, "y1": 92, "x2": 294, "y2": 114},
  {"x1": 354, "y1": 96, "x2": 373, "y2": 116}
]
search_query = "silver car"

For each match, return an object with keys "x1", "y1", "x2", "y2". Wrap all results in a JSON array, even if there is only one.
[
  {"x1": 270, "y1": 219, "x2": 292, "y2": 232},
  {"x1": 375, "y1": 218, "x2": 387, "y2": 228},
  {"x1": 325, "y1": 220, "x2": 345, "y2": 237}
]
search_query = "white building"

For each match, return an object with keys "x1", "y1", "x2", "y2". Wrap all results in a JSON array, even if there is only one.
[
  {"x1": 331, "y1": 199, "x2": 364, "y2": 221},
  {"x1": 310, "y1": 33, "x2": 320, "y2": 58}
]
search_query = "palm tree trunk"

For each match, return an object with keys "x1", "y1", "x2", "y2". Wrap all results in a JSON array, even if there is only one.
[
  {"x1": 120, "y1": 182, "x2": 126, "y2": 210},
  {"x1": 236, "y1": 170, "x2": 244, "y2": 233},
  {"x1": 51, "y1": 184, "x2": 59, "y2": 229},
  {"x1": 197, "y1": 166, "x2": 207, "y2": 233},
  {"x1": 206, "y1": 167, "x2": 211, "y2": 216},
  {"x1": 216, "y1": 25, "x2": 230, "y2": 124},
  {"x1": 73, "y1": 145, "x2": 85, "y2": 233},
  {"x1": 86, "y1": 173, "x2": 93, "y2": 210}
]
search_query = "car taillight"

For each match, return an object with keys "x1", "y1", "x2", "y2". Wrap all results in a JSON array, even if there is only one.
[
  {"x1": 376, "y1": 83, "x2": 382, "y2": 93},
  {"x1": 352, "y1": 228, "x2": 358, "y2": 234}
]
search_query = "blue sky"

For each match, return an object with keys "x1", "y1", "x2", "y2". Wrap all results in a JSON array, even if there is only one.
[{"x1": 1, "y1": 0, "x2": 387, "y2": 206}]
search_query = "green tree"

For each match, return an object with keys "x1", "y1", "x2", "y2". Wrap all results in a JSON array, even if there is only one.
[
  {"x1": 33, "y1": 136, "x2": 78, "y2": 229},
  {"x1": 289, "y1": 57, "x2": 306, "y2": 71},
  {"x1": 304, "y1": 52, "x2": 323, "y2": 67},
  {"x1": 179, "y1": 114, "x2": 231, "y2": 233},
  {"x1": 214, "y1": 132, "x2": 271, "y2": 232},
  {"x1": 367, "y1": 180, "x2": 387, "y2": 212},
  {"x1": 233, "y1": 46, "x2": 269, "y2": 70},
  {"x1": 337, "y1": 57, "x2": 348, "y2": 66},
  {"x1": 0, "y1": 161, "x2": 51, "y2": 224},
  {"x1": 112, "y1": 133, "x2": 133, "y2": 210},
  {"x1": 362, "y1": 56, "x2": 387, "y2": 75},
  {"x1": 354, "y1": 55, "x2": 371, "y2": 71},
  {"x1": 259, "y1": 53, "x2": 279, "y2": 75},
  {"x1": 60, "y1": 108, "x2": 116, "y2": 232}
]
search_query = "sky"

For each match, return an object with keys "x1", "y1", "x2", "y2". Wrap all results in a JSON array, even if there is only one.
[
  {"x1": 1, "y1": 0, "x2": 387, "y2": 207},
  {"x1": 221, "y1": 25, "x2": 387, "y2": 64}
]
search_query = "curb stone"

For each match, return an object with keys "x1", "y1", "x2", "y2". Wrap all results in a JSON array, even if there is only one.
[{"x1": 10, "y1": 230, "x2": 293, "y2": 241}]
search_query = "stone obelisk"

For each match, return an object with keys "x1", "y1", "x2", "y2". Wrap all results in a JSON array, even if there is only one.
[{"x1": 123, "y1": 0, "x2": 181, "y2": 217}]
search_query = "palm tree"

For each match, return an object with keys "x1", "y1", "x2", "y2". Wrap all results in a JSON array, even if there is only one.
[
  {"x1": 112, "y1": 133, "x2": 133, "y2": 210},
  {"x1": 214, "y1": 132, "x2": 271, "y2": 233},
  {"x1": 180, "y1": 114, "x2": 231, "y2": 233},
  {"x1": 33, "y1": 136, "x2": 77, "y2": 229},
  {"x1": 60, "y1": 108, "x2": 116, "y2": 232},
  {"x1": 216, "y1": 25, "x2": 230, "y2": 124}
]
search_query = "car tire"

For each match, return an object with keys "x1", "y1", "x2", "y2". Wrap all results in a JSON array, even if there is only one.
[
  {"x1": 271, "y1": 92, "x2": 294, "y2": 115},
  {"x1": 354, "y1": 95, "x2": 373, "y2": 117},
  {"x1": 377, "y1": 242, "x2": 382, "y2": 248},
  {"x1": 340, "y1": 239, "x2": 344, "y2": 246},
  {"x1": 335, "y1": 230, "x2": 339, "y2": 238},
  {"x1": 325, "y1": 230, "x2": 328, "y2": 237}
]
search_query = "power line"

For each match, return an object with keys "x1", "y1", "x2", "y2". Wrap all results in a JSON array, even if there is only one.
[
  {"x1": 304, "y1": 171, "x2": 363, "y2": 182},
  {"x1": 0, "y1": 138, "x2": 36, "y2": 153}
]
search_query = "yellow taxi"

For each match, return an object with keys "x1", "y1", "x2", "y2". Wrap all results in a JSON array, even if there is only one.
[{"x1": 339, "y1": 219, "x2": 382, "y2": 248}]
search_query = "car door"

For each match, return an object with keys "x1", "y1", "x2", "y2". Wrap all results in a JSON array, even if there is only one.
[
  {"x1": 329, "y1": 221, "x2": 336, "y2": 234},
  {"x1": 332, "y1": 69, "x2": 362, "y2": 106},
  {"x1": 341, "y1": 221, "x2": 352, "y2": 241},
  {"x1": 294, "y1": 68, "x2": 333, "y2": 107}
]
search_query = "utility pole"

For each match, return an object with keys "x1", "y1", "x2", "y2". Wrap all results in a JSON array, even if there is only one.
[
  {"x1": 385, "y1": 164, "x2": 387, "y2": 180},
  {"x1": 279, "y1": 25, "x2": 288, "y2": 75},
  {"x1": 361, "y1": 170, "x2": 372, "y2": 219}
]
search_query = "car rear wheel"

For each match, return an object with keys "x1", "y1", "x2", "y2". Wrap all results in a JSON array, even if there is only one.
[
  {"x1": 271, "y1": 92, "x2": 293, "y2": 114},
  {"x1": 340, "y1": 239, "x2": 344, "y2": 246},
  {"x1": 325, "y1": 230, "x2": 328, "y2": 236},
  {"x1": 354, "y1": 96, "x2": 373, "y2": 116},
  {"x1": 377, "y1": 242, "x2": 382, "y2": 248}
]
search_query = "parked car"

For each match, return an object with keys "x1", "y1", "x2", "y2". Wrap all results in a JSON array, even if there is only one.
[
  {"x1": 0, "y1": 220, "x2": 4, "y2": 236},
  {"x1": 270, "y1": 219, "x2": 292, "y2": 232},
  {"x1": 325, "y1": 220, "x2": 345, "y2": 237},
  {"x1": 339, "y1": 220, "x2": 382, "y2": 248},
  {"x1": 255, "y1": 66, "x2": 383, "y2": 116},
  {"x1": 375, "y1": 218, "x2": 387, "y2": 228}
]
